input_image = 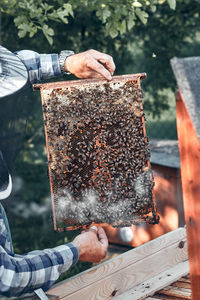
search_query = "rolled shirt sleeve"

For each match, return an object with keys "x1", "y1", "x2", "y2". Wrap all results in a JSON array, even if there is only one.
[
  {"x1": 0, "y1": 243, "x2": 79, "y2": 297},
  {"x1": 14, "y1": 50, "x2": 62, "y2": 84}
]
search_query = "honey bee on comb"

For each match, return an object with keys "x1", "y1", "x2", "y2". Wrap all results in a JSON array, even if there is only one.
[{"x1": 35, "y1": 74, "x2": 159, "y2": 231}]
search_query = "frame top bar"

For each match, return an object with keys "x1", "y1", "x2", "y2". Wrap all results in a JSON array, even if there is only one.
[{"x1": 33, "y1": 73, "x2": 146, "y2": 90}]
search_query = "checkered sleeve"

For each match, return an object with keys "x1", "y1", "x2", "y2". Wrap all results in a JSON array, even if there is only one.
[
  {"x1": 0, "y1": 243, "x2": 79, "y2": 297},
  {"x1": 14, "y1": 50, "x2": 62, "y2": 84}
]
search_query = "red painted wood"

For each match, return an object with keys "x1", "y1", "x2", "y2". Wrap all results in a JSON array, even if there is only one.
[{"x1": 176, "y1": 90, "x2": 200, "y2": 300}]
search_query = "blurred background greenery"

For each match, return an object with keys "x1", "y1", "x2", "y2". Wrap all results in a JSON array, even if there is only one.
[{"x1": 1, "y1": 0, "x2": 200, "y2": 286}]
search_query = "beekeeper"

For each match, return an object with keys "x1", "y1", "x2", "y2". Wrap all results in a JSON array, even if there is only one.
[{"x1": 0, "y1": 45, "x2": 115, "y2": 298}]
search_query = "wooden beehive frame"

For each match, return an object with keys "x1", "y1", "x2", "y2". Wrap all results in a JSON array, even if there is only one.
[{"x1": 34, "y1": 74, "x2": 158, "y2": 231}]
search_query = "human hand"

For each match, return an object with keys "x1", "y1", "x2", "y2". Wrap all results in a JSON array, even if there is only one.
[
  {"x1": 64, "y1": 49, "x2": 115, "y2": 81},
  {"x1": 72, "y1": 226, "x2": 109, "y2": 263}
]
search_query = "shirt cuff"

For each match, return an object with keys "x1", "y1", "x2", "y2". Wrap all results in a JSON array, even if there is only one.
[
  {"x1": 40, "y1": 53, "x2": 62, "y2": 79},
  {"x1": 53, "y1": 243, "x2": 79, "y2": 273}
]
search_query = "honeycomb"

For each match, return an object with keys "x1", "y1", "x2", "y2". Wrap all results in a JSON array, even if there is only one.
[{"x1": 36, "y1": 74, "x2": 158, "y2": 231}]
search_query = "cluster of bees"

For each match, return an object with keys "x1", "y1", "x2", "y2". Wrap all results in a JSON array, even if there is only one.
[{"x1": 42, "y1": 78, "x2": 158, "y2": 229}]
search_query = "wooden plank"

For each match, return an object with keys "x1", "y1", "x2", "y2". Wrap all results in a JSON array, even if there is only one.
[
  {"x1": 48, "y1": 228, "x2": 187, "y2": 300},
  {"x1": 157, "y1": 286, "x2": 191, "y2": 299},
  {"x1": 145, "y1": 298, "x2": 162, "y2": 300},
  {"x1": 153, "y1": 296, "x2": 188, "y2": 300},
  {"x1": 178, "y1": 278, "x2": 191, "y2": 284},
  {"x1": 176, "y1": 91, "x2": 200, "y2": 300},
  {"x1": 172, "y1": 281, "x2": 191, "y2": 289},
  {"x1": 114, "y1": 260, "x2": 189, "y2": 300}
]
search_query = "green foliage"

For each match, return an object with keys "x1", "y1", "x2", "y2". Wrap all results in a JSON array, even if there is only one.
[
  {"x1": 2, "y1": 0, "x2": 73, "y2": 45},
  {"x1": 167, "y1": 0, "x2": 176, "y2": 9},
  {"x1": 1, "y1": 0, "x2": 177, "y2": 44}
]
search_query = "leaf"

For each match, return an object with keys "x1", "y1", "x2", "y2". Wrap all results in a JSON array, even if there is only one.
[
  {"x1": 167, "y1": 0, "x2": 176, "y2": 10},
  {"x1": 40, "y1": 3, "x2": 53, "y2": 12},
  {"x1": 18, "y1": 1, "x2": 26, "y2": 9},
  {"x1": 42, "y1": 31, "x2": 53, "y2": 45},
  {"x1": 57, "y1": 10, "x2": 69, "y2": 24},
  {"x1": 42, "y1": 24, "x2": 54, "y2": 45},
  {"x1": 14, "y1": 15, "x2": 27, "y2": 26},
  {"x1": 102, "y1": 8, "x2": 111, "y2": 23},
  {"x1": 96, "y1": 8, "x2": 111, "y2": 23},
  {"x1": 29, "y1": 25, "x2": 37, "y2": 38},
  {"x1": 127, "y1": 16, "x2": 135, "y2": 30},
  {"x1": 63, "y1": 3, "x2": 74, "y2": 17},
  {"x1": 18, "y1": 23, "x2": 31, "y2": 38},
  {"x1": 43, "y1": 24, "x2": 54, "y2": 36},
  {"x1": 135, "y1": 8, "x2": 149, "y2": 24},
  {"x1": 30, "y1": 7, "x2": 43, "y2": 19},
  {"x1": 109, "y1": 27, "x2": 118, "y2": 38},
  {"x1": 119, "y1": 19, "x2": 126, "y2": 35},
  {"x1": 150, "y1": 5, "x2": 157, "y2": 13},
  {"x1": 132, "y1": 1, "x2": 142, "y2": 7}
]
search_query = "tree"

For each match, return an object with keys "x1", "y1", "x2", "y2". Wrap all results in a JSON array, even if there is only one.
[{"x1": 1, "y1": 0, "x2": 177, "y2": 45}]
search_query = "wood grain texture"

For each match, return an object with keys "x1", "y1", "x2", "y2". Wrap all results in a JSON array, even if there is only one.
[
  {"x1": 172, "y1": 281, "x2": 191, "y2": 289},
  {"x1": 157, "y1": 285, "x2": 191, "y2": 299},
  {"x1": 48, "y1": 228, "x2": 187, "y2": 300},
  {"x1": 145, "y1": 298, "x2": 161, "y2": 300},
  {"x1": 179, "y1": 278, "x2": 191, "y2": 284},
  {"x1": 114, "y1": 260, "x2": 189, "y2": 300},
  {"x1": 176, "y1": 91, "x2": 200, "y2": 300}
]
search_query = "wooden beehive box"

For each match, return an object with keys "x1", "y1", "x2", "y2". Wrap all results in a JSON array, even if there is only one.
[
  {"x1": 171, "y1": 57, "x2": 200, "y2": 299},
  {"x1": 34, "y1": 74, "x2": 158, "y2": 231}
]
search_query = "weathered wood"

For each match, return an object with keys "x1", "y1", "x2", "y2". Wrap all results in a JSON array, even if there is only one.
[
  {"x1": 172, "y1": 281, "x2": 191, "y2": 289},
  {"x1": 48, "y1": 228, "x2": 187, "y2": 300},
  {"x1": 157, "y1": 285, "x2": 191, "y2": 299},
  {"x1": 178, "y1": 278, "x2": 191, "y2": 284},
  {"x1": 147, "y1": 297, "x2": 183, "y2": 300},
  {"x1": 171, "y1": 57, "x2": 200, "y2": 140},
  {"x1": 176, "y1": 91, "x2": 200, "y2": 300},
  {"x1": 114, "y1": 260, "x2": 189, "y2": 300},
  {"x1": 145, "y1": 298, "x2": 161, "y2": 300}
]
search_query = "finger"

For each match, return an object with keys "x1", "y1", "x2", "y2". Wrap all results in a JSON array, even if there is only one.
[
  {"x1": 81, "y1": 70, "x2": 105, "y2": 79},
  {"x1": 86, "y1": 57, "x2": 112, "y2": 81},
  {"x1": 89, "y1": 225, "x2": 98, "y2": 234},
  {"x1": 89, "y1": 50, "x2": 115, "y2": 74},
  {"x1": 98, "y1": 57, "x2": 116, "y2": 75},
  {"x1": 97, "y1": 227, "x2": 109, "y2": 248}
]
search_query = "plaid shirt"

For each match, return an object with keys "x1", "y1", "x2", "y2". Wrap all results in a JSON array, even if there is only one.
[
  {"x1": 0, "y1": 51, "x2": 79, "y2": 298},
  {"x1": 15, "y1": 50, "x2": 62, "y2": 83}
]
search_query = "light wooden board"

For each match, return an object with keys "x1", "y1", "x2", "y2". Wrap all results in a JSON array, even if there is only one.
[
  {"x1": 114, "y1": 260, "x2": 189, "y2": 300},
  {"x1": 48, "y1": 228, "x2": 188, "y2": 300}
]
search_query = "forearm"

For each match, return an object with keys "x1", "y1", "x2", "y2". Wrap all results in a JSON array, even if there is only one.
[
  {"x1": 0, "y1": 243, "x2": 79, "y2": 297},
  {"x1": 15, "y1": 50, "x2": 62, "y2": 84}
]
